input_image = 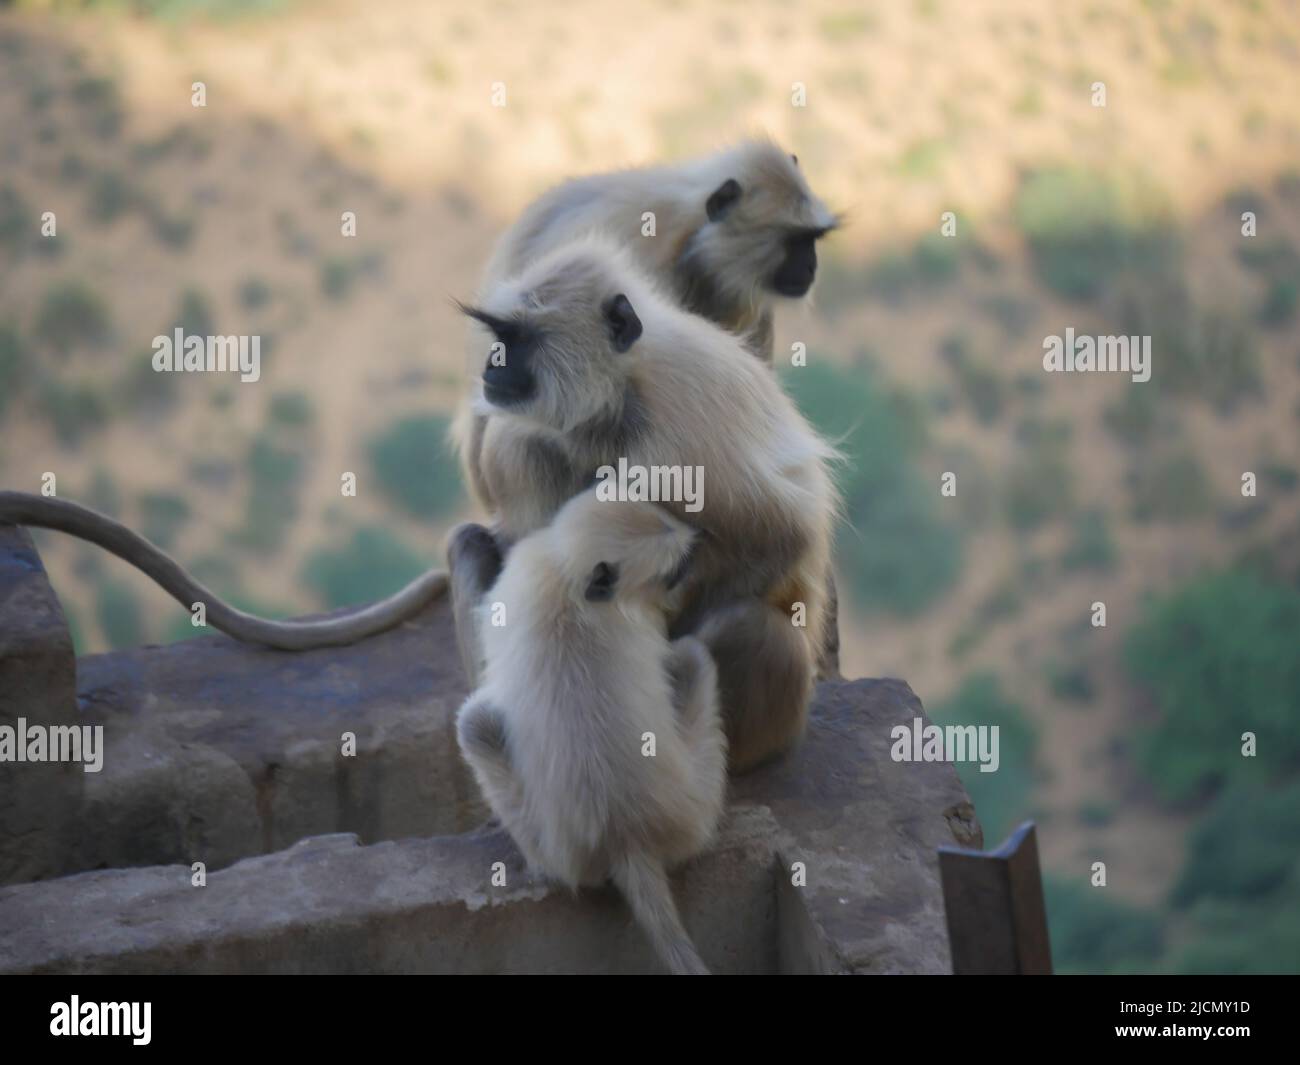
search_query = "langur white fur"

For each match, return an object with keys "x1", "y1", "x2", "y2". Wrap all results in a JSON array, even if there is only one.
[{"x1": 456, "y1": 489, "x2": 727, "y2": 975}]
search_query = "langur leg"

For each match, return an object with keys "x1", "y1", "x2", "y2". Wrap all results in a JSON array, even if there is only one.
[
  {"x1": 446, "y1": 522, "x2": 504, "y2": 688},
  {"x1": 664, "y1": 636, "x2": 719, "y2": 735},
  {"x1": 455, "y1": 696, "x2": 523, "y2": 819},
  {"x1": 816, "y1": 569, "x2": 842, "y2": 681},
  {"x1": 693, "y1": 599, "x2": 813, "y2": 774}
]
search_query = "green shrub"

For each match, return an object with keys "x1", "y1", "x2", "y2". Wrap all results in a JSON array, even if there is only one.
[
  {"x1": 1043, "y1": 876, "x2": 1165, "y2": 974},
  {"x1": 1004, "y1": 419, "x2": 1074, "y2": 530},
  {"x1": 87, "y1": 170, "x2": 135, "y2": 224},
  {"x1": 1049, "y1": 661, "x2": 1096, "y2": 702},
  {"x1": 38, "y1": 379, "x2": 110, "y2": 445},
  {"x1": 0, "y1": 184, "x2": 30, "y2": 256},
  {"x1": 34, "y1": 280, "x2": 112, "y2": 353},
  {"x1": 118, "y1": 349, "x2": 179, "y2": 416},
  {"x1": 1259, "y1": 278, "x2": 1297, "y2": 327},
  {"x1": 1172, "y1": 783, "x2": 1300, "y2": 908},
  {"x1": 176, "y1": 287, "x2": 215, "y2": 337},
  {"x1": 238, "y1": 276, "x2": 272, "y2": 310},
  {"x1": 269, "y1": 391, "x2": 313, "y2": 428},
  {"x1": 302, "y1": 525, "x2": 428, "y2": 609},
  {"x1": 85, "y1": 468, "x2": 121, "y2": 518},
  {"x1": 1125, "y1": 570, "x2": 1300, "y2": 801},
  {"x1": 235, "y1": 434, "x2": 302, "y2": 551},
  {"x1": 932, "y1": 672, "x2": 1037, "y2": 846},
  {"x1": 782, "y1": 359, "x2": 961, "y2": 616},
  {"x1": 1061, "y1": 509, "x2": 1117, "y2": 571},
  {"x1": 1127, "y1": 449, "x2": 1213, "y2": 522},
  {"x1": 147, "y1": 206, "x2": 197, "y2": 250},
  {"x1": 138, "y1": 492, "x2": 191, "y2": 550},
  {"x1": 367, "y1": 413, "x2": 462, "y2": 519},
  {"x1": 319, "y1": 257, "x2": 357, "y2": 300},
  {"x1": 1115, "y1": 282, "x2": 1261, "y2": 413},
  {"x1": 1173, "y1": 882, "x2": 1300, "y2": 974},
  {"x1": 1015, "y1": 167, "x2": 1180, "y2": 301},
  {"x1": 96, "y1": 578, "x2": 144, "y2": 650},
  {"x1": 940, "y1": 334, "x2": 1004, "y2": 425},
  {"x1": 0, "y1": 322, "x2": 27, "y2": 419}
]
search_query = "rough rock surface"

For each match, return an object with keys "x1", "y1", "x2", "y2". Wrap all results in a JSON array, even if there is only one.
[
  {"x1": 0, "y1": 526, "x2": 82, "y2": 885},
  {"x1": 66, "y1": 598, "x2": 483, "y2": 876}
]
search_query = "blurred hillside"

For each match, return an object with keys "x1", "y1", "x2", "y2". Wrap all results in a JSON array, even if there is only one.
[{"x1": 1, "y1": 0, "x2": 1298, "y2": 973}]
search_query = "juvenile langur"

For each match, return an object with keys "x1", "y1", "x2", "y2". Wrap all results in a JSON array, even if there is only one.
[
  {"x1": 449, "y1": 237, "x2": 838, "y2": 772},
  {"x1": 457, "y1": 489, "x2": 726, "y2": 975}
]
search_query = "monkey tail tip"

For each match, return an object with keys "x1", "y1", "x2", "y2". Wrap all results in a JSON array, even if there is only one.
[{"x1": 612, "y1": 851, "x2": 710, "y2": 976}]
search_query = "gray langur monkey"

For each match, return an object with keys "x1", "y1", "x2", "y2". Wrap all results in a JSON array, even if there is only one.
[
  {"x1": 484, "y1": 138, "x2": 839, "y2": 361},
  {"x1": 456, "y1": 489, "x2": 726, "y2": 975},
  {"x1": 447, "y1": 236, "x2": 838, "y2": 773}
]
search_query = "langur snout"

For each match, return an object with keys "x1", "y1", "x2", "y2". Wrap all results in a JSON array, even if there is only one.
[
  {"x1": 459, "y1": 303, "x2": 540, "y2": 406},
  {"x1": 771, "y1": 233, "x2": 819, "y2": 297}
]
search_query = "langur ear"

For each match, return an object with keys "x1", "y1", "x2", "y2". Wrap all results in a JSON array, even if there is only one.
[
  {"x1": 604, "y1": 294, "x2": 642, "y2": 353},
  {"x1": 706, "y1": 178, "x2": 742, "y2": 222},
  {"x1": 584, "y1": 561, "x2": 619, "y2": 602}
]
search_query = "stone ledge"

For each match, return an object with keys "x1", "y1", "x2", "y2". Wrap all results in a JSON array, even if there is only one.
[{"x1": 0, "y1": 807, "x2": 782, "y2": 975}]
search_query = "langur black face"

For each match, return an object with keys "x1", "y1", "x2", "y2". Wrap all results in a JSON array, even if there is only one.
[
  {"x1": 459, "y1": 306, "x2": 539, "y2": 407},
  {"x1": 460, "y1": 254, "x2": 645, "y2": 432},
  {"x1": 695, "y1": 150, "x2": 838, "y2": 309},
  {"x1": 770, "y1": 229, "x2": 824, "y2": 297}
]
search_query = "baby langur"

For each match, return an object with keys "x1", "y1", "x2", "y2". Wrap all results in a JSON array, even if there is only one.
[
  {"x1": 448, "y1": 236, "x2": 838, "y2": 772},
  {"x1": 485, "y1": 138, "x2": 839, "y2": 361},
  {"x1": 456, "y1": 489, "x2": 727, "y2": 975}
]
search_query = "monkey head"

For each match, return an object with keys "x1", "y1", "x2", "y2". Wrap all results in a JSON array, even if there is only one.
[
  {"x1": 460, "y1": 241, "x2": 653, "y2": 433},
  {"x1": 550, "y1": 489, "x2": 698, "y2": 607},
  {"x1": 683, "y1": 140, "x2": 839, "y2": 307}
]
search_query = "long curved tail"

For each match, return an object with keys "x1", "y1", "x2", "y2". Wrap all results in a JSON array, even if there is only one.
[
  {"x1": 612, "y1": 850, "x2": 709, "y2": 975},
  {"x1": 0, "y1": 491, "x2": 447, "y2": 651}
]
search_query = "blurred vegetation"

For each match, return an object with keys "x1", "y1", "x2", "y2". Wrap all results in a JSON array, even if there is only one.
[
  {"x1": 1015, "y1": 167, "x2": 1180, "y2": 302},
  {"x1": 95, "y1": 578, "x2": 144, "y2": 650},
  {"x1": 1125, "y1": 568, "x2": 1300, "y2": 803},
  {"x1": 1004, "y1": 417, "x2": 1074, "y2": 530},
  {"x1": 1045, "y1": 876, "x2": 1165, "y2": 974},
  {"x1": 367, "y1": 413, "x2": 462, "y2": 519},
  {"x1": 783, "y1": 358, "x2": 961, "y2": 616},
  {"x1": 302, "y1": 525, "x2": 426, "y2": 609},
  {"x1": 1061, "y1": 509, "x2": 1117, "y2": 572},
  {"x1": 34, "y1": 280, "x2": 112, "y2": 354},
  {"x1": 932, "y1": 671, "x2": 1037, "y2": 847},
  {"x1": 234, "y1": 432, "x2": 303, "y2": 552},
  {"x1": 138, "y1": 491, "x2": 190, "y2": 550}
]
